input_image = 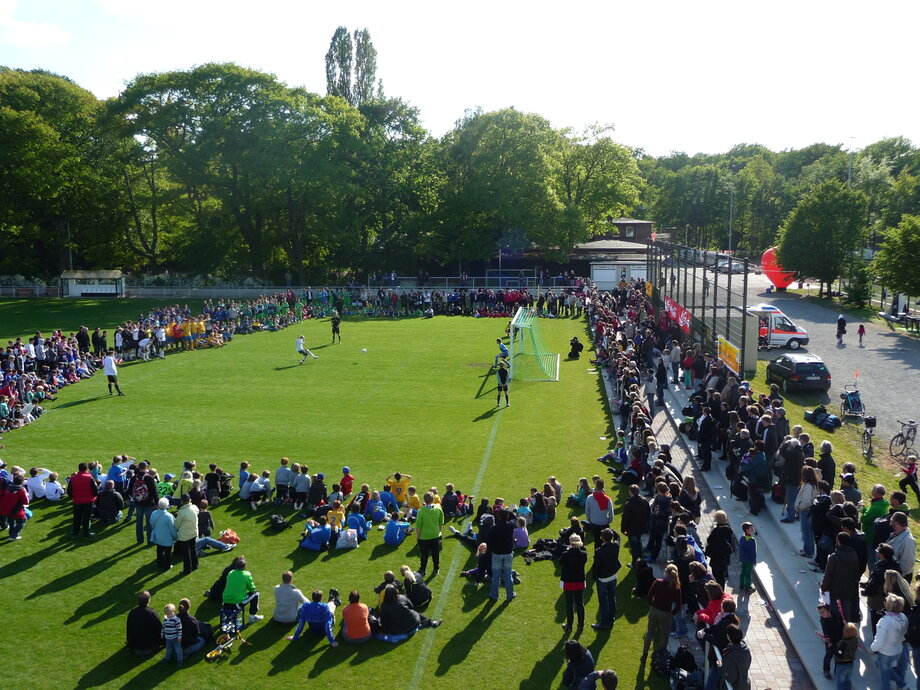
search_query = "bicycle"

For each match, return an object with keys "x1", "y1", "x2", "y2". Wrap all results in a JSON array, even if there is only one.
[
  {"x1": 890, "y1": 419, "x2": 918, "y2": 457},
  {"x1": 205, "y1": 606, "x2": 251, "y2": 662},
  {"x1": 862, "y1": 416, "x2": 876, "y2": 461}
]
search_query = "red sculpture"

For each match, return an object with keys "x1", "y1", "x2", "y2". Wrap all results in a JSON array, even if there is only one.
[{"x1": 761, "y1": 247, "x2": 795, "y2": 290}]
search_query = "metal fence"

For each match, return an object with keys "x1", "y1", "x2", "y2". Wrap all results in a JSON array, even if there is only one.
[{"x1": 647, "y1": 242, "x2": 752, "y2": 373}]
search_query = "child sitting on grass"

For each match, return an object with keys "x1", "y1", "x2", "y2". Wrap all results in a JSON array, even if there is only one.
[
  {"x1": 516, "y1": 497, "x2": 533, "y2": 525},
  {"x1": 513, "y1": 516, "x2": 530, "y2": 549}
]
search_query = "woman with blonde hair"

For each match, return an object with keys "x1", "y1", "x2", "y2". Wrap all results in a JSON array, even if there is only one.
[
  {"x1": 642, "y1": 563, "x2": 681, "y2": 660},
  {"x1": 795, "y1": 466, "x2": 819, "y2": 558},
  {"x1": 559, "y1": 534, "x2": 588, "y2": 635},
  {"x1": 678, "y1": 476, "x2": 702, "y2": 519},
  {"x1": 871, "y1": 594, "x2": 908, "y2": 689},
  {"x1": 883, "y1": 569, "x2": 915, "y2": 609}
]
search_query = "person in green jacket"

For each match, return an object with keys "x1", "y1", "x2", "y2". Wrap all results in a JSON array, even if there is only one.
[
  {"x1": 415, "y1": 493, "x2": 444, "y2": 576},
  {"x1": 222, "y1": 555, "x2": 264, "y2": 625},
  {"x1": 861, "y1": 484, "x2": 890, "y2": 569}
]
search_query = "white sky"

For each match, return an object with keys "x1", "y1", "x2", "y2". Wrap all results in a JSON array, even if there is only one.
[{"x1": 1, "y1": 0, "x2": 917, "y2": 156}]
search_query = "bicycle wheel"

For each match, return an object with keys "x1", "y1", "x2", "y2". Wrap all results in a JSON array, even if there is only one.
[
  {"x1": 862, "y1": 431, "x2": 873, "y2": 459},
  {"x1": 891, "y1": 433, "x2": 907, "y2": 457}
]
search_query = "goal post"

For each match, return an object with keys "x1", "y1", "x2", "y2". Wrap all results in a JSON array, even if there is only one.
[{"x1": 509, "y1": 307, "x2": 560, "y2": 382}]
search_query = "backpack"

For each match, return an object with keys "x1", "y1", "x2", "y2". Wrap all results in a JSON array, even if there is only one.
[
  {"x1": 672, "y1": 668, "x2": 704, "y2": 690},
  {"x1": 651, "y1": 648, "x2": 672, "y2": 676},
  {"x1": 771, "y1": 482, "x2": 785, "y2": 503},
  {"x1": 269, "y1": 514, "x2": 291, "y2": 532},
  {"x1": 673, "y1": 644, "x2": 698, "y2": 672},
  {"x1": 131, "y1": 477, "x2": 149, "y2": 504},
  {"x1": 219, "y1": 529, "x2": 240, "y2": 544},
  {"x1": 335, "y1": 528, "x2": 359, "y2": 550}
]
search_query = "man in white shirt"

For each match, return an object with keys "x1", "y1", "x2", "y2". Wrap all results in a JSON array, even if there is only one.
[
  {"x1": 103, "y1": 350, "x2": 125, "y2": 396},
  {"x1": 295, "y1": 336, "x2": 318, "y2": 365},
  {"x1": 273, "y1": 571, "x2": 308, "y2": 623},
  {"x1": 25, "y1": 467, "x2": 51, "y2": 500},
  {"x1": 154, "y1": 326, "x2": 166, "y2": 359}
]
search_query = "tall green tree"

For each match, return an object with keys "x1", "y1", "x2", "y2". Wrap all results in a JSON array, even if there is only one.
[
  {"x1": 776, "y1": 180, "x2": 867, "y2": 295},
  {"x1": 325, "y1": 27, "x2": 381, "y2": 108},
  {"x1": 872, "y1": 214, "x2": 920, "y2": 297}
]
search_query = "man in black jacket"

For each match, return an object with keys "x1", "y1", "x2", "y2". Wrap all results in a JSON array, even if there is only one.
[
  {"x1": 840, "y1": 517, "x2": 868, "y2": 576},
  {"x1": 696, "y1": 406, "x2": 716, "y2": 471},
  {"x1": 487, "y1": 509, "x2": 516, "y2": 602},
  {"x1": 821, "y1": 532, "x2": 859, "y2": 622},
  {"x1": 592, "y1": 528, "x2": 621, "y2": 630},
  {"x1": 126, "y1": 590, "x2": 162, "y2": 655},
  {"x1": 97, "y1": 480, "x2": 125, "y2": 524},
  {"x1": 620, "y1": 485, "x2": 650, "y2": 565},
  {"x1": 779, "y1": 438, "x2": 804, "y2": 522}
]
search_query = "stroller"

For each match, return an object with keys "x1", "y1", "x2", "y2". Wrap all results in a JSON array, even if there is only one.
[{"x1": 839, "y1": 384, "x2": 865, "y2": 419}]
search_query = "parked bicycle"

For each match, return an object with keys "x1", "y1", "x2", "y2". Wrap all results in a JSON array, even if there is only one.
[
  {"x1": 862, "y1": 416, "x2": 877, "y2": 461},
  {"x1": 891, "y1": 419, "x2": 918, "y2": 457}
]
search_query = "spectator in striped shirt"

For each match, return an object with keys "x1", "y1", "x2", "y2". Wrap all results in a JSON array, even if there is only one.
[{"x1": 161, "y1": 603, "x2": 183, "y2": 665}]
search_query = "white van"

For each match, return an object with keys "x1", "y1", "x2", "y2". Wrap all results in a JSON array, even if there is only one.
[{"x1": 748, "y1": 303, "x2": 810, "y2": 350}]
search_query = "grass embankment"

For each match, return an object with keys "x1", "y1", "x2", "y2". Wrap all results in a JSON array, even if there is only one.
[{"x1": 753, "y1": 361, "x2": 919, "y2": 540}]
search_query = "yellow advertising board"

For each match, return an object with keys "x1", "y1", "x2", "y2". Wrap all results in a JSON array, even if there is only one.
[
  {"x1": 718, "y1": 336, "x2": 740, "y2": 375},
  {"x1": 645, "y1": 281, "x2": 652, "y2": 297}
]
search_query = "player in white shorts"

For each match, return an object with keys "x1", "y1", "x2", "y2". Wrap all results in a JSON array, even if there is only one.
[{"x1": 296, "y1": 336, "x2": 318, "y2": 365}]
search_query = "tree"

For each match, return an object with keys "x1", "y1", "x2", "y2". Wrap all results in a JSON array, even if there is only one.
[
  {"x1": 872, "y1": 214, "x2": 920, "y2": 297},
  {"x1": 776, "y1": 180, "x2": 867, "y2": 296},
  {"x1": 555, "y1": 124, "x2": 642, "y2": 241},
  {"x1": 325, "y1": 27, "x2": 381, "y2": 108}
]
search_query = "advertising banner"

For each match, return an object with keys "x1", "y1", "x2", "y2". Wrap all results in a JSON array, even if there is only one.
[
  {"x1": 718, "y1": 336, "x2": 741, "y2": 375},
  {"x1": 664, "y1": 295, "x2": 691, "y2": 334}
]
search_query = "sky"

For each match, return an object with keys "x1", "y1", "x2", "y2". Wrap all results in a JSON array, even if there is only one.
[{"x1": 1, "y1": 0, "x2": 918, "y2": 157}]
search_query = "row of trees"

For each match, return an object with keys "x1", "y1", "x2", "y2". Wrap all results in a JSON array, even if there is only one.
[
  {"x1": 0, "y1": 30, "x2": 642, "y2": 282},
  {"x1": 2, "y1": 26, "x2": 919, "y2": 292}
]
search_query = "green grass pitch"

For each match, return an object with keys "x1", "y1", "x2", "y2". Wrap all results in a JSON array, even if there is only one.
[{"x1": 0, "y1": 300, "x2": 665, "y2": 689}]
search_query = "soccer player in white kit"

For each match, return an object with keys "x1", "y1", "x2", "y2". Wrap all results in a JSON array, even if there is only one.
[
  {"x1": 103, "y1": 350, "x2": 125, "y2": 395},
  {"x1": 296, "y1": 336, "x2": 318, "y2": 365}
]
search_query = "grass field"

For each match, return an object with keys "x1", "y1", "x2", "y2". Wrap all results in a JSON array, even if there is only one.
[{"x1": 0, "y1": 300, "x2": 666, "y2": 689}]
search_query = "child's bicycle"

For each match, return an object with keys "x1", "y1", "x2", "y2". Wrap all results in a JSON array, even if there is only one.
[
  {"x1": 205, "y1": 606, "x2": 251, "y2": 662},
  {"x1": 890, "y1": 419, "x2": 918, "y2": 457},
  {"x1": 862, "y1": 416, "x2": 877, "y2": 461}
]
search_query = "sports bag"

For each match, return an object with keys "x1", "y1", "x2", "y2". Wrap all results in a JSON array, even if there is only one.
[
  {"x1": 651, "y1": 648, "x2": 672, "y2": 677},
  {"x1": 771, "y1": 482, "x2": 785, "y2": 504},
  {"x1": 335, "y1": 528, "x2": 359, "y2": 550},
  {"x1": 269, "y1": 514, "x2": 291, "y2": 532},
  {"x1": 673, "y1": 644, "x2": 698, "y2": 672},
  {"x1": 219, "y1": 529, "x2": 240, "y2": 544}
]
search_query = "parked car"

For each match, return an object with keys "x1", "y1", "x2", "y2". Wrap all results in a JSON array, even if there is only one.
[
  {"x1": 715, "y1": 260, "x2": 746, "y2": 274},
  {"x1": 765, "y1": 353, "x2": 831, "y2": 393}
]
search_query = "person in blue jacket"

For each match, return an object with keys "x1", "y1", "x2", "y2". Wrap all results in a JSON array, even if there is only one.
[
  {"x1": 300, "y1": 516, "x2": 332, "y2": 551},
  {"x1": 346, "y1": 504, "x2": 370, "y2": 542},
  {"x1": 379, "y1": 486, "x2": 399, "y2": 513},
  {"x1": 384, "y1": 513, "x2": 411, "y2": 546},
  {"x1": 286, "y1": 589, "x2": 341, "y2": 646}
]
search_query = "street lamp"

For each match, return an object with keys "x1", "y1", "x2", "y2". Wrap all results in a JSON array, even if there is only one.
[{"x1": 728, "y1": 163, "x2": 738, "y2": 253}]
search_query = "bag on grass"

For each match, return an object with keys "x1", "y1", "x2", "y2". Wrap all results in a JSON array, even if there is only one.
[
  {"x1": 335, "y1": 528, "x2": 359, "y2": 550},
  {"x1": 219, "y1": 529, "x2": 240, "y2": 544},
  {"x1": 269, "y1": 514, "x2": 291, "y2": 532},
  {"x1": 651, "y1": 648, "x2": 672, "y2": 677}
]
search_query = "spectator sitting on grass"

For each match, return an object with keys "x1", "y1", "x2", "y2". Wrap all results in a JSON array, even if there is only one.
[
  {"x1": 300, "y1": 516, "x2": 332, "y2": 552},
  {"x1": 273, "y1": 570, "x2": 308, "y2": 624},
  {"x1": 96, "y1": 480, "x2": 124, "y2": 525},
  {"x1": 286, "y1": 589, "x2": 342, "y2": 646},
  {"x1": 126, "y1": 590, "x2": 162, "y2": 655},
  {"x1": 341, "y1": 591, "x2": 372, "y2": 644},
  {"x1": 379, "y1": 584, "x2": 441, "y2": 635}
]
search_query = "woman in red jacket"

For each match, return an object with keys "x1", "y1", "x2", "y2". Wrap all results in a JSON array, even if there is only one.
[
  {"x1": 69, "y1": 462, "x2": 99, "y2": 538},
  {"x1": 694, "y1": 581, "x2": 733, "y2": 627},
  {"x1": 0, "y1": 475, "x2": 30, "y2": 540}
]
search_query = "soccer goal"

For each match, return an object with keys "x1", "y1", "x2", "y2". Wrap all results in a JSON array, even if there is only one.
[{"x1": 509, "y1": 307, "x2": 560, "y2": 381}]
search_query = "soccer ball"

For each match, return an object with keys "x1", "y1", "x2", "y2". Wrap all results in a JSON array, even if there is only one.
[{"x1": 361, "y1": 348, "x2": 367, "y2": 353}]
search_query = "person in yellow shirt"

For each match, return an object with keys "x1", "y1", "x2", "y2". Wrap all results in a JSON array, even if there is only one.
[
  {"x1": 386, "y1": 473, "x2": 412, "y2": 506},
  {"x1": 327, "y1": 501, "x2": 346, "y2": 531},
  {"x1": 403, "y1": 486, "x2": 422, "y2": 519},
  {"x1": 180, "y1": 320, "x2": 193, "y2": 350}
]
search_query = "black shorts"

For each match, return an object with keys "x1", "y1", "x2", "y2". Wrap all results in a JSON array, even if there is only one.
[
  {"x1": 497, "y1": 385, "x2": 508, "y2": 391},
  {"x1": 107, "y1": 375, "x2": 118, "y2": 383},
  {"x1": 332, "y1": 326, "x2": 340, "y2": 333}
]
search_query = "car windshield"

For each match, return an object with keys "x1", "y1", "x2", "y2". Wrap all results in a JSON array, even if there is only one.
[{"x1": 795, "y1": 363, "x2": 828, "y2": 374}]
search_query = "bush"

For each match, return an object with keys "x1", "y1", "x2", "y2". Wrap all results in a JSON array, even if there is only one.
[{"x1": 845, "y1": 264, "x2": 872, "y2": 307}]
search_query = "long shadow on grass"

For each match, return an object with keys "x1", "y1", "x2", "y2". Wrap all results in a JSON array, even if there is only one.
[
  {"x1": 74, "y1": 647, "x2": 156, "y2": 688},
  {"x1": 521, "y1": 633, "x2": 565, "y2": 688},
  {"x1": 434, "y1": 598, "x2": 509, "y2": 675},
  {"x1": 27, "y1": 543, "x2": 139, "y2": 599},
  {"x1": 0, "y1": 538, "x2": 72, "y2": 578},
  {"x1": 55, "y1": 395, "x2": 109, "y2": 409}
]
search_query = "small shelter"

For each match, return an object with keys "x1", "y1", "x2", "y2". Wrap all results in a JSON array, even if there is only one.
[{"x1": 61, "y1": 270, "x2": 125, "y2": 298}]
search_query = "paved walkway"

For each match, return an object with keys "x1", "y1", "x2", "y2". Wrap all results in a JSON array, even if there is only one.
[{"x1": 603, "y1": 369, "x2": 814, "y2": 689}]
